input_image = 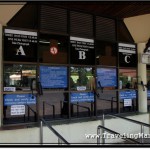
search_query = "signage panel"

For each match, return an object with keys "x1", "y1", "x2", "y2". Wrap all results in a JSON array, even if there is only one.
[
  {"x1": 96, "y1": 68, "x2": 117, "y2": 87},
  {"x1": 124, "y1": 99, "x2": 132, "y2": 107},
  {"x1": 4, "y1": 87, "x2": 16, "y2": 92},
  {"x1": 40, "y1": 66, "x2": 67, "y2": 88},
  {"x1": 11, "y1": 105, "x2": 25, "y2": 115},
  {"x1": 120, "y1": 90, "x2": 136, "y2": 100},
  {"x1": 70, "y1": 36, "x2": 95, "y2": 65},
  {"x1": 4, "y1": 28, "x2": 37, "y2": 61},
  {"x1": 4, "y1": 94, "x2": 36, "y2": 106},
  {"x1": 119, "y1": 43, "x2": 137, "y2": 67},
  {"x1": 71, "y1": 92, "x2": 94, "y2": 103}
]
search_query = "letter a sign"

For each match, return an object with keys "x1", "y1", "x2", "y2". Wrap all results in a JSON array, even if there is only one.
[{"x1": 16, "y1": 46, "x2": 26, "y2": 56}]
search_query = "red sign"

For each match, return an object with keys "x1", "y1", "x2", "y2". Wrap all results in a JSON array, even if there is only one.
[{"x1": 50, "y1": 46, "x2": 58, "y2": 55}]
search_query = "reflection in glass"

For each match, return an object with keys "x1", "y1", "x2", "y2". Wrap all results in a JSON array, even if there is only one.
[
  {"x1": 147, "y1": 69, "x2": 150, "y2": 109},
  {"x1": 70, "y1": 67, "x2": 94, "y2": 91},
  {"x1": 39, "y1": 34, "x2": 68, "y2": 64},
  {"x1": 4, "y1": 64, "x2": 36, "y2": 91},
  {"x1": 119, "y1": 69, "x2": 137, "y2": 89},
  {"x1": 96, "y1": 41, "x2": 117, "y2": 66}
]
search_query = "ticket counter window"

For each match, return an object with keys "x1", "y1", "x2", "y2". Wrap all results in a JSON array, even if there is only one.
[
  {"x1": 119, "y1": 69, "x2": 137, "y2": 90},
  {"x1": 3, "y1": 64, "x2": 36, "y2": 91},
  {"x1": 119, "y1": 69, "x2": 137, "y2": 113},
  {"x1": 70, "y1": 67, "x2": 94, "y2": 91},
  {"x1": 147, "y1": 69, "x2": 150, "y2": 111},
  {"x1": 38, "y1": 34, "x2": 68, "y2": 64},
  {"x1": 96, "y1": 41, "x2": 117, "y2": 66},
  {"x1": 3, "y1": 64, "x2": 37, "y2": 124},
  {"x1": 96, "y1": 67, "x2": 117, "y2": 114},
  {"x1": 39, "y1": 92, "x2": 69, "y2": 120}
]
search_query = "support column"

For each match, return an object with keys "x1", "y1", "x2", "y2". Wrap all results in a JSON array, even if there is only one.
[
  {"x1": 138, "y1": 43, "x2": 147, "y2": 113},
  {"x1": 0, "y1": 24, "x2": 2, "y2": 126}
]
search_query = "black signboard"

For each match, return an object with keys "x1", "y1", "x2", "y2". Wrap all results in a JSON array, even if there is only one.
[
  {"x1": 119, "y1": 43, "x2": 137, "y2": 67},
  {"x1": 70, "y1": 36, "x2": 95, "y2": 65},
  {"x1": 4, "y1": 28, "x2": 37, "y2": 62}
]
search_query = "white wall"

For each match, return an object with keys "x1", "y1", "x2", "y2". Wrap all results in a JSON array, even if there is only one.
[
  {"x1": 0, "y1": 113, "x2": 149, "y2": 144},
  {"x1": 0, "y1": 3, "x2": 25, "y2": 25},
  {"x1": 124, "y1": 14, "x2": 150, "y2": 43}
]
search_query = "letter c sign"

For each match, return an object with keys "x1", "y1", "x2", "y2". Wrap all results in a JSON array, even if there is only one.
[{"x1": 125, "y1": 55, "x2": 130, "y2": 63}]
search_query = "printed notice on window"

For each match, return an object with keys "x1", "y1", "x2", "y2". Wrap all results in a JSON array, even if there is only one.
[
  {"x1": 11, "y1": 105, "x2": 25, "y2": 115},
  {"x1": 40, "y1": 66, "x2": 67, "y2": 88}
]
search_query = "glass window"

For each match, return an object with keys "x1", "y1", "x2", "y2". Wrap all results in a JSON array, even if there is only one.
[
  {"x1": 39, "y1": 92, "x2": 68, "y2": 120},
  {"x1": 38, "y1": 34, "x2": 68, "y2": 64},
  {"x1": 119, "y1": 69, "x2": 137, "y2": 90},
  {"x1": 3, "y1": 94, "x2": 37, "y2": 124},
  {"x1": 96, "y1": 41, "x2": 117, "y2": 66},
  {"x1": 147, "y1": 69, "x2": 150, "y2": 82},
  {"x1": 96, "y1": 67, "x2": 117, "y2": 90},
  {"x1": 119, "y1": 68, "x2": 137, "y2": 113},
  {"x1": 147, "y1": 69, "x2": 150, "y2": 111},
  {"x1": 70, "y1": 67, "x2": 94, "y2": 91},
  {"x1": 97, "y1": 90, "x2": 117, "y2": 115},
  {"x1": 3, "y1": 64, "x2": 36, "y2": 91},
  {"x1": 39, "y1": 65, "x2": 68, "y2": 89},
  {"x1": 3, "y1": 64, "x2": 37, "y2": 124}
]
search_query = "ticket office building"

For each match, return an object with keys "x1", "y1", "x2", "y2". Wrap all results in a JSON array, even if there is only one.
[{"x1": 1, "y1": 4, "x2": 149, "y2": 127}]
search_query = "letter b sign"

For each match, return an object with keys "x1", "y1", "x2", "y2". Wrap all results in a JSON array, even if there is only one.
[{"x1": 78, "y1": 51, "x2": 86, "y2": 59}]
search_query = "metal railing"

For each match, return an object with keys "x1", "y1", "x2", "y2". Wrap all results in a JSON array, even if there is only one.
[
  {"x1": 40, "y1": 118, "x2": 70, "y2": 145},
  {"x1": 85, "y1": 101, "x2": 94, "y2": 116},
  {"x1": 100, "y1": 113, "x2": 150, "y2": 144},
  {"x1": 71, "y1": 103, "x2": 91, "y2": 117},
  {"x1": 43, "y1": 101, "x2": 55, "y2": 119},
  {"x1": 97, "y1": 97, "x2": 117, "y2": 113},
  {"x1": 97, "y1": 125, "x2": 140, "y2": 145},
  {"x1": 60, "y1": 100, "x2": 92, "y2": 117},
  {"x1": 26, "y1": 105, "x2": 37, "y2": 121}
]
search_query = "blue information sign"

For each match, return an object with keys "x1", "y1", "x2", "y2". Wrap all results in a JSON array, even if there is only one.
[
  {"x1": 4, "y1": 94, "x2": 36, "y2": 106},
  {"x1": 40, "y1": 66, "x2": 67, "y2": 88},
  {"x1": 71, "y1": 92, "x2": 94, "y2": 103},
  {"x1": 96, "y1": 68, "x2": 117, "y2": 87},
  {"x1": 120, "y1": 90, "x2": 136, "y2": 100}
]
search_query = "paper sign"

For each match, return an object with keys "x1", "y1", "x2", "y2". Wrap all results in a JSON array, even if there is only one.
[
  {"x1": 124, "y1": 99, "x2": 132, "y2": 107},
  {"x1": 11, "y1": 105, "x2": 25, "y2": 115}
]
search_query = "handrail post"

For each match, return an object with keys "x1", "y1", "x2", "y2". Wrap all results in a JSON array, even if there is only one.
[
  {"x1": 43, "y1": 101, "x2": 45, "y2": 118},
  {"x1": 91, "y1": 102, "x2": 93, "y2": 116},
  {"x1": 40, "y1": 120, "x2": 43, "y2": 145},
  {"x1": 141, "y1": 125, "x2": 144, "y2": 143},
  {"x1": 97, "y1": 127, "x2": 100, "y2": 145},
  {"x1": 102, "y1": 113, "x2": 105, "y2": 144},
  {"x1": 77, "y1": 102, "x2": 79, "y2": 117},
  {"x1": 88, "y1": 108, "x2": 91, "y2": 117},
  {"x1": 53, "y1": 105, "x2": 55, "y2": 119},
  {"x1": 111, "y1": 97, "x2": 114, "y2": 113},
  {"x1": 58, "y1": 138, "x2": 62, "y2": 145},
  {"x1": 60, "y1": 101, "x2": 63, "y2": 117},
  {"x1": 28, "y1": 106, "x2": 30, "y2": 121}
]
